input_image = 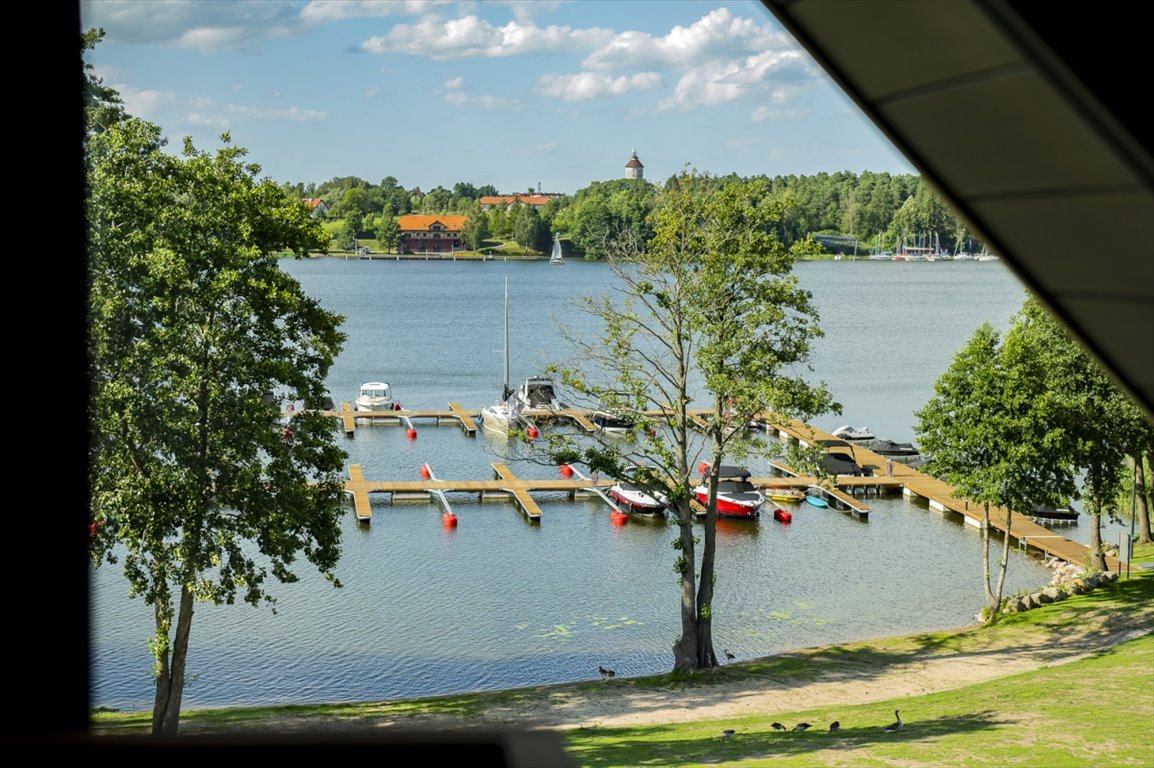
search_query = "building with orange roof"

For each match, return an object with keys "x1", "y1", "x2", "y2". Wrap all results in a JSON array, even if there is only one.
[
  {"x1": 478, "y1": 194, "x2": 560, "y2": 211},
  {"x1": 396, "y1": 214, "x2": 468, "y2": 254}
]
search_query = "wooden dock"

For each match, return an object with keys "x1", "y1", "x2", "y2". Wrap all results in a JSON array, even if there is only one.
[
  {"x1": 327, "y1": 402, "x2": 478, "y2": 437},
  {"x1": 334, "y1": 401, "x2": 1119, "y2": 568},
  {"x1": 766, "y1": 417, "x2": 1123, "y2": 569},
  {"x1": 344, "y1": 462, "x2": 612, "y2": 523}
]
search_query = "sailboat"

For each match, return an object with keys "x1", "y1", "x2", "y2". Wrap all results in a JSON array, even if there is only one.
[
  {"x1": 480, "y1": 277, "x2": 520, "y2": 435},
  {"x1": 549, "y1": 233, "x2": 564, "y2": 265}
]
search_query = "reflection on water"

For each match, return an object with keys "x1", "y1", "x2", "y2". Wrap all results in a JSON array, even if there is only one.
[{"x1": 91, "y1": 258, "x2": 1113, "y2": 712}]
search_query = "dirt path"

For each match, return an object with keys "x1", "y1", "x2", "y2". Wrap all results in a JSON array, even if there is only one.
[{"x1": 225, "y1": 594, "x2": 1151, "y2": 735}]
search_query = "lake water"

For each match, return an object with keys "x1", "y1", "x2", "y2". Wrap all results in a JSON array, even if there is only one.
[{"x1": 90, "y1": 257, "x2": 1131, "y2": 712}]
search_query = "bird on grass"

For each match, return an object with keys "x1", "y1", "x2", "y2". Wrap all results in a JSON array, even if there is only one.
[
  {"x1": 770, "y1": 722, "x2": 787, "y2": 732},
  {"x1": 883, "y1": 710, "x2": 903, "y2": 733},
  {"x1": 829, "y1": 721, "x2": 840, "y2": 734},
  {"x1": 597, "y1": 664, "x2": 616, "y2": 678},
  {"x1": 724, "y1": 649, "x2": 736, "y2": 660},
  {"x1": 793, "y1": 722, "x2": 811, "y2": 732},
  {"x1": 720, "y1": 729, "x2": 736, "y2": 741}
]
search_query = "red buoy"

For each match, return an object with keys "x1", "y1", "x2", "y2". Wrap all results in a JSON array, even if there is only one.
[
  {"x1": 527, "y1": 427, "x2": 539, "y2": 440},
  {"x1": 442, "y1": 512, "x2": 458, "y2": 528},
  {"x1": 698, "y1": 462, "x2": 710, "y2": 476},
  {"x1": 560, "y1": 464, "x2": 573, "y2": 478},
  {"x1": 420, "y1": 465, "x2": 431, "y2": 479},
  {"x1": 773, "y1": 507, "x2": 792, "y2": 524},
  {"x1": 407, "y1": 427, "x2": 418, "y2": 440},
  {"x1": 611, "y1": 510, "x2": 628, "y2": 526}
]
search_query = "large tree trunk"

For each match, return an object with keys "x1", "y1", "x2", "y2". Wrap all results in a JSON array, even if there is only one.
[
  {"x1": 695, "y1": 513, "x2": 718, "y2": 669},
  {"x1": 1089, "y1": 507, "x2": 1108, "y2": 572},
  {"x1": 981, "y1": 503, "x2": 997, "y2": 621},
  {"x1": 671, "y1": 500, "x2": 699, "y2": 672},
  {"x1": 152, "y1": 582, "x2": 196, "y2": 735},
  {"x1": 1135, "y1": 453, "x2": 1153, "y2": 544},
  {"x1": 990, "y1": 509, "x2": 1012, "y2": 623}
]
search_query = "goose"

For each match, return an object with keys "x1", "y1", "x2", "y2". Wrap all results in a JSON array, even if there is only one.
[
  {"x1": 883, "y1": 710, "x2": 902, "y2": 732},
  {"x1": 793, "y1": 722, "x2": 811, "y2": 732},
  {"x1": 597, "y1": 664, "x2": 616, "y2": 678},
  {"x1": 724, "y1": 649, "x2": 736, "y2": 660},
  {"x1": 720, "y1": 729, "x2": 736, "y2": 741},
  {"x1": 829, "y1": 721, "x2": 840, "y2": 734},
  {"x1": 771, "y1": 722, "x2": 786, "y2": 731}
]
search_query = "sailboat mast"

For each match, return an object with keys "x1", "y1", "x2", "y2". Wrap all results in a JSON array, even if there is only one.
[{"x1": 502, "y1": 276, "x2": 510, "y2": 400}]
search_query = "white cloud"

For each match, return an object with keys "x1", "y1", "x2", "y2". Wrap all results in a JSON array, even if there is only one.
[
  {"x1": 750, "y1": 104, "x2": 808, "y2": 123},
  {"x1": 80, "y1": 0, "x2": 299, "y2": 50},
  {"x1": 365, "y1": 86, "x2": 382, "y2": 98},
  {"x1": 299, "y1": 0, "x2": 443, "y2": 23},
  {"x1": 359, "y1": 16, "x2": 613, "y2": 59},
  {"x1": 658, "y1": 50, "x2": 803, "y2": 110},
  {"x1": 444, "y1": 91, "x2": 519, "y2": 110},
  {"x1": 582, "y1": 7, "x2": 786, "y2": 71},
  {"x1": 227, "y1": 105, "x2": 327, "y2": 122},
  {"x1": 443, "y1": 76, "x2": 466, "y2": 90},
  {"x1": 536, "y1": 71, "x2": 661, "y2": 101},
  {"x1": 116, "y1": 85, "x2": 177, "y2": 119},
  {"x1": 185, "y1": 112, "x2": 230, "y2": 128}
]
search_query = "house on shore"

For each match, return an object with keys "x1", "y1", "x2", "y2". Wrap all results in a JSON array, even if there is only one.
[{"x1": 396, "y1": 214, "x2": 468, "y2": 254}]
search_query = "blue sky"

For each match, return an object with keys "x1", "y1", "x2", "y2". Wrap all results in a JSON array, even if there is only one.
[{"x1": 81, "y1": 0, "x2": 915, "y2": 194}]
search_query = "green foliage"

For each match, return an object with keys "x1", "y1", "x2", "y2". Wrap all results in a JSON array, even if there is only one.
[{"x1": 87, "y1": 114, "x2": 348, "y2": 734}]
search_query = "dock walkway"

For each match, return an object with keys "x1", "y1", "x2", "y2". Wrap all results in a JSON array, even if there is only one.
[{"x1": 335, "y1": 403, "x2": 1120, "y2": 569}]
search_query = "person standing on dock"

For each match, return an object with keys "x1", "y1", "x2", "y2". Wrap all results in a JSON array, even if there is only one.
[{"x1": 886, "y1": 458, "x2": 893, "y2": 476}]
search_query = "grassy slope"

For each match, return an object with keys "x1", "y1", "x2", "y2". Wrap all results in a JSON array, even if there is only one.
[{"x1": 91, "y1": 569, "x2": 1154, "y2": 766}]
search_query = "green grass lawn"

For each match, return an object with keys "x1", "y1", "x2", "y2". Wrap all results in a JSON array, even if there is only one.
[{"x1": 90, "y1": 570, "x2": 1154, "y2": 766}]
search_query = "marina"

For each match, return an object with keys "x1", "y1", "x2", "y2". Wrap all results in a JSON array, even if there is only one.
[{"x1": 93, "y1": 257, "x2": 1135, "y2": 713}]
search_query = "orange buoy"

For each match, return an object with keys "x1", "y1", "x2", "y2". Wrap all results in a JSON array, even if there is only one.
[
  {"x1": 560, "y1": 464, "x2": 573, "y2": 478},
  {"x1": 698, "y1": 462, "x2": 710, "y2": 475},
  {"x1": 442, "y1": 512, "x2": 458, "y2": 528},
  {"x1": 407, "y1": 427, "x2": 417, "y2": 440},
  {"x1": 527, "y1": 427, "x2": 539, "y2": 440},
  {"x1": 611, "y1": 511, "x2": 628, "y2": 526},
  {"x1": 420, "y1": 465, "x2": 431, "y2": 479}
]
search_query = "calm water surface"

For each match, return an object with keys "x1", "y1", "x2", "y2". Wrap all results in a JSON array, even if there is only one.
[{"x1": 91, "y1": 257, "x2": 1128, "y2": 711}]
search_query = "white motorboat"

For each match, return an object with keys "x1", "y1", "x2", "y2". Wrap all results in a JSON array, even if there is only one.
[
  {"x1": 607, "y1": 481, "x2": 667, "y2": 516},
  {"x1": 832, "y1": 424, "x2": 875, "y2": 440},
  {"x1": 354, "y1": 381, "x2": 398, "y2": 412},
  {"x1": 510, "y1": 375, "x2": 563, "y2": 412}
]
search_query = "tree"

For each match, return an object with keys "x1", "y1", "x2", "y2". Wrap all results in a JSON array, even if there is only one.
[
  {"x1": 375, "y1": 214, "x2": 400, "y2": 253},
  {"x1": 513, "y1": 204, "x2": 550, "y2": 253},
  {"x1": 916, "y1": 304, "x2": 1077, "y2": 622},
  {"x1": 83, "y1": 27, "x2": 125, "y2": 133},
  {"x1": 87, "y1": 117, "x2": 348, "y2": 736},
  {"x1": 547, "y1": 170, "x2": 836, "y2": 673},
  {"x1": 1021, "y1": 298, "x2": 1154, "y2": 565},
  {"x1": 461, "y1": 204, "x2": 491, "y2": 251}
]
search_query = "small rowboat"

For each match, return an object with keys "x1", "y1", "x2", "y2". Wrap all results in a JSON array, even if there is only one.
[
  {"x1": 805, "y1": 495, "x2": 829, "y2": 508},
  {"x1": 767, "y1": 488, "x2": 806, "y2": 503}
]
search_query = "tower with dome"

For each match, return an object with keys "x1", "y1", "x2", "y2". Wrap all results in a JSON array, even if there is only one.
[{"x1": 624, "y1": 149, "x2": 644, "y2": 180}]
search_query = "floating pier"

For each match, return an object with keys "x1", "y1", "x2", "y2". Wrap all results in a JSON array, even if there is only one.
[{"x1": 335, "y1": 402, "x2": 1120, "y2": 569}]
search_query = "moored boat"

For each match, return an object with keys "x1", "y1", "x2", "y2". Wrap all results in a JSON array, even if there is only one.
[
  {"x1": 607, "y1": 481, "x2": 668, "y2": 516},
  {"x1": 805, "y1": 494, "x2": 829, "y2": 508},
  {"x1": 510, "y1": 375, "x2": 564, "y2": 412},
  {"x1": 767, "y1": 488, "x2": 806, "y2": 503},
  {"x1": 591, "y1": 409, "x2": 635, "y2": 434},
  {"x1": 832, "y1": 424, "x2": 875, "y2": 440},
  {"x1": 355, "y1": 381, "x2": 399, "y2": 412},
  {"x1": 694, "y1": 465, "x2": 766, "y2": 519}
]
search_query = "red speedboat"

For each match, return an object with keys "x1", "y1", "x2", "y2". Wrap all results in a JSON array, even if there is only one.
[
  {"x1": 607, "y1": 481, "x2": 668, "y2": 516},
  {"x1": 693, "y1": 465, "x2": 766, "y2": 519}
]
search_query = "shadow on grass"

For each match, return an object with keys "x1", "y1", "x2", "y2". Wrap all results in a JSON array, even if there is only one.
[{"x1": 563, "y1": 710, "x2": 1008, "y2": 766}]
